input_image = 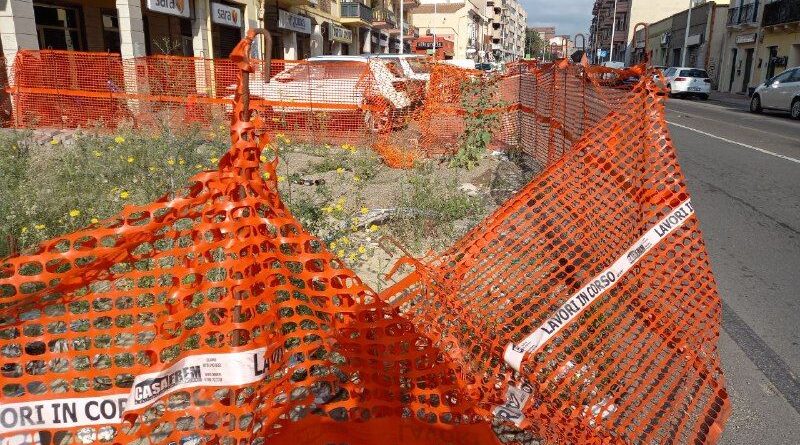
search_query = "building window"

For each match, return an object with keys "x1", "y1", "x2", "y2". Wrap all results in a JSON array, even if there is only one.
[
  {"x1": 102, "y1": 11, "x2": 121, "y2": 53},
  {"x1": 34, "y1": 3, "x2": 84, "y2": 51}
]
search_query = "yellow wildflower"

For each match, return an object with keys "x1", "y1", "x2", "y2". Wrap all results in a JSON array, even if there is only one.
[
  {"x1": 358, "y1": 245, "x2": 367, "y2": 254},
  {"x1": 353, "y1": 175, "x2": 361, "y2": 182},
  {"x1": 260, "y1": 155, "x2": 267, "y2": 162},
  {"x1": 330, "y1": 242, "x2": 337, "y2": 250},
  {"x1": 348, "y1": 252, "x2": 357, "y2": 261},
  {"x1": 341, "y1": 144, "x2": 349, "y2": 150},
  {"x1": 120, "y1": 191, "x2": 130, "y2": 199},
  {"x1": 325, "y1": 144, "x2": 331, "y2": 149},
  {"x1": 263, "y1": 171, "x2": 271, "y2": 180},
  {"x1": 167, "y1": 158, "x2": 175, "y2": 166},
  {"x1": 34, "y1": 224, "x2": 45, "y2": 230},
  {"x1": 127, "y1": 156, "x2": 134, "y2": 163},
  {"x1": 360, "y1": 207, "x2": 369, "y2": 215},
  {"x1": 351, "y1": 217, "x2": 360, "y2": 224},
  {"x1": 277, "y1": 175, "x2": 286, "y2": 182},
  {"x1": 178, "y1": 159, "x2": 185, "y2": 165},
  {"x1": 335, "y1": 203, "x2": 344, "y2": 211},
  {"x1": 149, "y1": 166, "x2": 156, "y2": 172},
  {"x1": 49, "y1": 139, "x2": 59, "y2": 145},
  {"x1": 93, "y1": 150, "x2": 102, "y2": 157},
  {"x1": 322, "y1": 206, "x2": 333, "y2": 213},
  {"x1": 196, "y1": 164, "x2": 203, "y2": 169},
  {"x1": 336, "y1": 167, "x2": 344, "y2": 175},
  {"x1": 114, "y1": 136, "x2": 125, "y2": 144},
  {"x1": 369, "y1": 224, "x2": 378, "y2": 232},
  {"x1": 20, "y1": 227, "x2": 28, "y2": 234},
  {"x1": 207, "y1": 133, "x2": 216, "y2": 139},
  {"x1": 91, "y1": 218, "x2": 99, "y2": 224},
  {"x1": 210, "y1": 157, "x2": 219, "y2": 164},
  {"x1": 337, "y1": 197, "x2": 346, "y2": 204},
  {"x1": 340, "y1": 236, "x2": 350, "y2": 245},
  {"x1": 276, "y1": 133, "x2": 285, "y2": 139},
  {"x1": 337, "y1": 249, "x2": 345, "y2": 257},
  {"x1": 69, "y1": 209, "x2": 81, "y2": 218}
]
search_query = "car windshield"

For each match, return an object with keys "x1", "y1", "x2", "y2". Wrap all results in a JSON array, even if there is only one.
[
  {"x1": 679, "y1": 69, "x2": 708, "y2": 78},
  {"x1": 406, "y1": 58, "x2": 431, "y2": 74}
]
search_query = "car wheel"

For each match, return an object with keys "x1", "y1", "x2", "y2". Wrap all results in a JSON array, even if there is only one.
[
  {"x1": 749, "y1": 94, "x2": 763, "y2": 113},
  {"x1": 698, "y1": 93, "x2": 709, "y2": 101},
  {"x1": 791, "y1": 99, "x2": 800, "y2": 120},
  {"x1": 666, "y1": 84, "x2": 674, "y2": 98}
]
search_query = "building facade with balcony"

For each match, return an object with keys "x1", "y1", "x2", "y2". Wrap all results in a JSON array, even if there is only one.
[
  {"x1": 589, "y1": 0, "x2": 710, "y2": 65},
  {"x1": 759, "y1": 0, "x2": 800, "y2": 81},
  {"x1": 486, "y1": 0, "x2": 526, "y2": 61},
  {"x1": 409, "y1": 0, "x2": 490, "y2": 61},
  {"x1": 717, "y1": 0, "x2": 766, "y2": 93}
]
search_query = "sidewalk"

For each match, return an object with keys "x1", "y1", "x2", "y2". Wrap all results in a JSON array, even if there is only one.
[{"x1": 709, "y1": 90, "x2": 751, "y2": 109}]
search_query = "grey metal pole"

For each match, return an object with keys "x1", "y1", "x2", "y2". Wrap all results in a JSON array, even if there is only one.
[
  {"x1": 399, "y1": 0, "x2": 404, "y2": 54},
  {"x1": 681, "y1": 0, "x2": 694, "y2": 66},
  {"x1": 608, "y1": 0, "x2": 618, "y2": 62}
]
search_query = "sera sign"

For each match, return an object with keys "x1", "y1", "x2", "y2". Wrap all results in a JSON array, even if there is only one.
[
  {"x1": 211, "y1": 2, "x2": 243, "y2": 28},
  {"x1": 147, "y1": 0, "x2": 191, "y2": 18}
]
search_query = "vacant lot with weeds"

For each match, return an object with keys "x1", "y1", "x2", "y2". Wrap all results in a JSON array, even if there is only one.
[{"x1": 0, "y1": 126, "x2": 535, "y2": 290}]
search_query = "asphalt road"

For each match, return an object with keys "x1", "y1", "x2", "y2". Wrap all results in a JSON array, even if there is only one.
[{"x1": 665, "y1": 96, "x2": 800, "y2": 444}]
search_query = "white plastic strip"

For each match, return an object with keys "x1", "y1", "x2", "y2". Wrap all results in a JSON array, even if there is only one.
[
  {"x1": 503, "y1": 199, "x2": 695, "y2": 372},
  {"x1": 0, "y1": 346, "x2": 274, "y2": 434},
  {"x1": 126, "y1": 346, "x2": 270, "y2": 410}
]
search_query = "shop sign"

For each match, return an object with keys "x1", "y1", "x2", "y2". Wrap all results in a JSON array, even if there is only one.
[
  {"x1": 211, "y1": 3, "x2": 242, "y2": 28},
  {"x1": 278, "y1": 10, "x2": 311, "y2": 34},
  {"x1": 147, "y1": 0, "x2": 190, "y2": 18},
  {"x1": 417, "y1": 41, "x2": 443, "y2": 49},
  {"x1": 736, "y1": 33, "x2": 756, "y2": 45},
  {"x1": 329, "y1": 23, "x2": 353, "y2": 44}
]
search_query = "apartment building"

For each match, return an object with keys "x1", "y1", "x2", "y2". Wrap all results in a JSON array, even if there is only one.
[
  {"x1": 589, "y1": 0, "x2": 715, "y2": 65},
  {"x1": 634, "y1": 2, "x2": 729, "y2": 86},
  {"x1": 0, "y1": 0, "x2": 424, "y2": 73},
  {"x1": 717, "y1": 0, "x2": 800, "y2": 95},
  {"x1": 486, "y1": 0, "x2": 526, "y2": 61},
  {"x1": 410, "y1": 0, "x2": 489, "y2": 61}
]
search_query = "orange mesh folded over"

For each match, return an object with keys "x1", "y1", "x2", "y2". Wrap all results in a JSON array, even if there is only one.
[
  {"x1": 1, "y1": 32, "x2": 729, "y2": 445},
  {"x1": 380, "y1": 62, "x2": 730, "y2": 444}
]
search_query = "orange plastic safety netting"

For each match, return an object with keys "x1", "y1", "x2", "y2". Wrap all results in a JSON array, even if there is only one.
[
  {"x1": 1, "y1": 30, "x2": 730, "y2": 445},
  {"x1": 379, "y1": 61, "x2": 730, "y2": 443}
]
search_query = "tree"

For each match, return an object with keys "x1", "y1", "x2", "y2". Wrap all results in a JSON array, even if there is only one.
[{"x1": 524, "y1": 28, "x2": 545, "y2": 59}]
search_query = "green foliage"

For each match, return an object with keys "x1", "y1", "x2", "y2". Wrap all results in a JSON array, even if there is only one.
[
  {"x1": 388, "y1": 162, "x2": 484, "y2": 252},
  {"x1": 451, "y1": 76, "x2": 502, "y2": 170},
  {"x1": 0, "y1": 124, "x2": 229, "y2": 257}
]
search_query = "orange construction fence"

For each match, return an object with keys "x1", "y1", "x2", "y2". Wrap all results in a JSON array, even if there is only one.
[{"x1": 0, "y1": 31, "x2": 730, "y2": 445}]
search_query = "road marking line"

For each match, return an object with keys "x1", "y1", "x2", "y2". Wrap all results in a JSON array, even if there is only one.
[{"x1": 667, "y1": 121, "x2": 800, "y2": 165}]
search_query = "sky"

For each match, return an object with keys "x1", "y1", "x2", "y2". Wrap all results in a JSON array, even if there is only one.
[{"x1": 520, "y1": 0, "x2": 595, "y2": 38}]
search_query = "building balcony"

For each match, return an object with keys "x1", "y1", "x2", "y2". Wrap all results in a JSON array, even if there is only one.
[
  {"x1": 763, "y1": 0, "x2": 800, "y2": 28},
  {"x1": 727, "y1": 3, "x2": 759, "y2": 28},
  {"x1": 388, "y1": 23, "x2": 418, "y2": 39},
  {"x1": 613, "y1": 29, "x2": 627, "y2": 42},
  {"x1": 372, "y1": 7, "x2": 396, "y2": 29},
  {"x1": 402, "y1": 0, "x2": 420, "y2": 7},
  {"x1": 341, "y1": 2, "x2": 373, "y2": 26}
]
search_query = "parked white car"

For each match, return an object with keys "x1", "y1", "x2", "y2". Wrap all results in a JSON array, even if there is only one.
[
  {"x1": 750, "y1": 66, "x2": 800, "y2": 120},
  {"x1": 229, "y1": 56, "x2": 412, "y2": 132},
  {"x1": 662, "y1": 67, "x2": 711, "y2": 100}
]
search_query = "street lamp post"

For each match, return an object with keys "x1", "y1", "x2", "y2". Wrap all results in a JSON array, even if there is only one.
[
  {"x1": 681, "y1": 0, "x2": 695, "y2": 67},
  {"x1": 608, "y1": 0, "x2": 619, "y2": 62},
  {"x1": 399, "y1": 0, "x2": 404, "y2": 54}
]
